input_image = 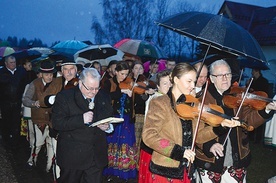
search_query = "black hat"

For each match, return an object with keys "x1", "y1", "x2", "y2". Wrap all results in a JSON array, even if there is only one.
[
  {"x1": 61, "y1": 59, "x2": 77, "y2": 66},
  {"x1": 107, "y1": 60, "x2": 118, "y2": 69},
  {"x1": 38, "y1": 60, "x2": 57, "y2": 73}
]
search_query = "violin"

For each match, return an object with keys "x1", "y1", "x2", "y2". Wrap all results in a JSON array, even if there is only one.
[
  {"x1": 176, "y1": 95, "x2": 254, "y2": 131},
  {"x1": 223, "y1": 86, "x2": 275, "y2": 110},
  {"x1": 119, "y1": 77, "x2": 133, "y2": 90},
  {"x1": 132, "y1": 75, "x2": 157, "y2": 95}
]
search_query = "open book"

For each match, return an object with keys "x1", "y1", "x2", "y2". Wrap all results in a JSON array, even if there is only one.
[{"x1": 90, "y1": 117, "x2": 124, "y2": 127}]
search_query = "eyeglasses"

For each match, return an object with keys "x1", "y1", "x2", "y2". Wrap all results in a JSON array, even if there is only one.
[
  {"x1": 82, "y1": 82, "x2": 100, "y2": 91},
  {"x1": 211, "y1": 73, "x2": 232, "y2": 79}
]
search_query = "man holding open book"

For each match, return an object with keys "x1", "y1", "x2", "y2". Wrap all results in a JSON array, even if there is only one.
[{"x1": 52, "y1": 68, "x2": 114, "y2": 183}]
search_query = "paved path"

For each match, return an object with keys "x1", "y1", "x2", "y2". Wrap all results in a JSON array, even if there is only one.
[{"x1": 0, "y1": 143, "x2": 17, "y2": 183}]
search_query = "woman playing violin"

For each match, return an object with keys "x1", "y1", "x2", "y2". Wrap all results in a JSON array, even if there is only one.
[
  {"x1": 142, "y1": 63, "x2": 239, "y2": 183},
  {"x1": 195, "y1": 59, "x2": 276, "y2": 183},
  {"x1": 131, "y1": 61, "x2": 156, "y2": 160},
  {"x1": 102, "y1": 61, "x2": 137, "y2": 180}
]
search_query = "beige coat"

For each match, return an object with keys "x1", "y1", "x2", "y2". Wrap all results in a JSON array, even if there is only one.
[{"x1": 142, "y1": 94, "x2": 217, "y2": 170}]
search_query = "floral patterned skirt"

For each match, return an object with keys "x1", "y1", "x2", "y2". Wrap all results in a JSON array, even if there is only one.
[{"x1": 103, "y1": 114, "x2": 138, "y2": 180}]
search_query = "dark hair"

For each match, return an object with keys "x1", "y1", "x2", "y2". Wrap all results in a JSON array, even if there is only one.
[
  {"x1": 115, "y1": 61, "x2": 130, "y2": 72},
  {"x1": 132, "y1": 60, "x2": 144, "y2": 69},
  {"x1": 171, "y1": 62, "x2": 196, "y2": 84},
  {"x1": 150, "y1": 60, "x2": 159, "y2": 66},
  {"x1": 22, "y1": 59, "x2": 31, "y2": 65},
  {"x1": 92, "y1": 61, "x2": 100, "y2": 67},
  {"x1": 156, "y1": 69, "x2": 171, "y2": 86},
  {"x1": 107, "y1": 60, "x2": 118, "y2": 69}
]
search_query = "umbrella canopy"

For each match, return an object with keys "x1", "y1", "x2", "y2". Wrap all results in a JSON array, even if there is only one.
[
  {"x1": 74, "y1": 44, "x2": 124, "y2": 66},
  {"x1": 13, "y1": 49, "x2": 42, "y2": 60},
  {"x1": 52, "y1": 40, "x2": 88, "y2": 55},
  {"x1": 29, "y1": 47, "x2": 54, "y2": 55},
  {"x1": 48, "y1": 51, "x2": 74, "y2": 62},
  {"x1": 0, "y1": 47, "x2": 15, "y2": 57},
  {"x1": 156, "y1": 11, "x2": 266, "y2": 63},
  {"x1": 114, "y1": 38, "x2": 164, "y2": 60},
  {"x1": 238, "y1": 57, "x2": 269, "y2": 70}
]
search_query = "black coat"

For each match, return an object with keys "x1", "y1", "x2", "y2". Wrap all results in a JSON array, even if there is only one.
[
  {"x1": 52, "y1": 86, "x2": 113, "y2": 170},
  {"x1": 0, "y1": 66, "x2": 27, "y2": 105}
]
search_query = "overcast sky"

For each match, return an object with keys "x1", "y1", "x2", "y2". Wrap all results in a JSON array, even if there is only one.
[{"x1": 1, "y1": 0, "x2": 275, "y2": 46}]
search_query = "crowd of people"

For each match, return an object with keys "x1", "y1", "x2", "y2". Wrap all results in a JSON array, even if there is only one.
[{"x1": 0, "y1": 46, "x2": 276, "y2": 183}]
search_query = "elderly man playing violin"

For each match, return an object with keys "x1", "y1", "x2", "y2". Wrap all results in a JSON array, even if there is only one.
[{"x1": 195, "y1": 59, "x2": 276, "y2": 183}]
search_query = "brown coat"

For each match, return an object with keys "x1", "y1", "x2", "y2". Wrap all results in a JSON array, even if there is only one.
[
  {"x1": 142, "y1": 93, "x2": 217, "y2": 178},
  {"x1": 24, "y1": 78, "x2": 62, "y2": 125}
]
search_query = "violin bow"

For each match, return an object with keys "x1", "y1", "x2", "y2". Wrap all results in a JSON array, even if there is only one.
[
  {"x1": 237, "y1": 68, "x2": 244, "y2": 86},
  {"x1": 187, "y1": 80, "x2": 209, "y2": 176},
  {"x1": 130, "y1": 74, "x2": 140, "y2": 92},
  {"x1": 222, "y1": 77, "x2": 254, "y2": 146},
  {"x1": 100, "y1": 71, "x2": 106, "y2": 81}
]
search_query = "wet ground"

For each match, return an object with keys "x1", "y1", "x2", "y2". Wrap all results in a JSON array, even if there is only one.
[
  {"x1": 0, "y1": 136, "x2": 137, "y2": 183},
  {"x1": 1, "y1": 134, "x2": 274, "y2": 183}
]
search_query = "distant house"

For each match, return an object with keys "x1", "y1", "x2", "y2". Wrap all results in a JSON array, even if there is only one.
[{"x1": 218, "y1": 1, "x2": 276, "y2": 92}]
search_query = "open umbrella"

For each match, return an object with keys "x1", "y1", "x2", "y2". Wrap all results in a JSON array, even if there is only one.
[
  {"x1": 29, "y1": 47, "x2": 54, "y2": 55},
  {"x1": 52, "y1": 40, "x2": 88, "y2": 56},
  {"x1": 114, "y1": 38, "x2": 165, "y2": 60},
  {"x1": 0, "y1": 47, "x2": 15, "y2": 57},
  {"x1": 74, "y1": 44, "x2": 124, "y2": 66},
  {"x1": 13, "y1": 49, "x2": 42, "y2": 60},
  {"x1": 156, "y1": 11, "x2": 266, "y2": 64}
]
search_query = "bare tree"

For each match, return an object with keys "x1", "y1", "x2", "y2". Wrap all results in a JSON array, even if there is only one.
[
  {"x1": 90, "y1": 0, "x2": 218, "y2": 61},
  {"x1": 91, "y1": 0, "x2": 155, "y2": 45}
]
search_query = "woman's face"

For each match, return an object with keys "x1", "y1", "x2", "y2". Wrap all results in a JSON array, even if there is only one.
[
  {"x1": 132, "y1": 64, "x2": 144, "y2": 78},
  {"x1": 23, "y1": 62, "x2": 32, "y2": 71},
  {"x1": 174, "y1": 70, "x2": 196, "y2": 95},
  {"x1": 116, "y1": 69, "x2": 129, "y2": 82},
  {"x1": 158, "y1": 75, "x2": 172, "y2": 94}
]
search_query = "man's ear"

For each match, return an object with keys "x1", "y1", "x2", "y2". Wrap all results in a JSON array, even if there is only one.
[{"x1": 209, "y1": 75, "x2": 215, "y2": 83}]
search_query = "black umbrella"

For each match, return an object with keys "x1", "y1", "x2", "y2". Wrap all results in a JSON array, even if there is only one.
[
  {"x1": 156, "y1": 11, "x2": 267, "y2": 64},
  {"x1": 13, "y1": 49, "x2": 41, "y2": 60},
  {"x1": 74, "y1": 44, "x2": 124, "y2": 66}
]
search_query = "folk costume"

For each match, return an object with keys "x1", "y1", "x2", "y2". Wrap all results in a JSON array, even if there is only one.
[
  {"x1": 102, "y1": 76, "x2": 138, "y2": 180},
  {"x1": 42, "y1": 60, "x2": 79, "y2": 181},
  {"x1": 195, "y1": 83, "x2": 273, "y2": 183},
  {"x1": 264, "y1": 95, "x2": 276, "y2": 148},
  {"x1": 22, "y1": 75, "x2": 60, "y2": 172},
  {"x1": 142, "y1": 89, "x2": 217, "y2": 183}
]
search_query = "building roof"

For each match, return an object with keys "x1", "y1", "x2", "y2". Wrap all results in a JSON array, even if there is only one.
[{"x1": 218, "y1": 1, "x2": 276, "y2": 46}]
